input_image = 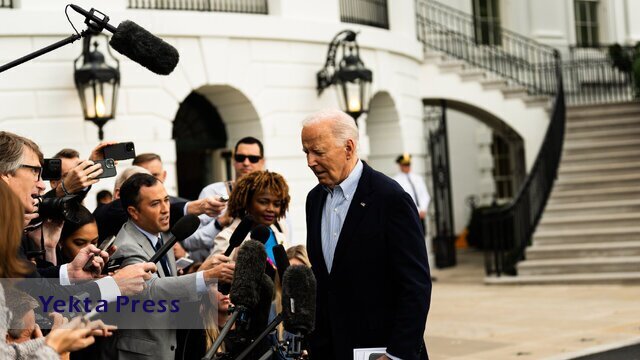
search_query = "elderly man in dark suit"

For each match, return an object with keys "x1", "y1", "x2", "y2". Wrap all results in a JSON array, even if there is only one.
[{"x1": 302, "y1": 109, "x2": 432, "y2": 360}]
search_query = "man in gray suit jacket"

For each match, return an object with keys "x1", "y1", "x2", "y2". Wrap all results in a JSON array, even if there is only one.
[{"x1": 100, "y1": 173, "x2": 235, "y2": 360}]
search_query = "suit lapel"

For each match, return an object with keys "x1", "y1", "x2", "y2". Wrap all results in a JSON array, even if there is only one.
[
  {"x1": 165, "y1": 231, "x2": 177, "y2": 273},
  {"x1": 309, "y1": 186, "x2": 330, "y2": 279},
  {"x1": 125, "y1": 220, "x2": 156, "y2": 260},
  {"x1": 330, "y1": 163, "x2": 374, "y2": 277}
]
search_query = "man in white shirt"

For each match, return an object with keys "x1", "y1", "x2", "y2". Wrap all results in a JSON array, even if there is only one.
[{"x1": 392, "y1": 153, "x2": 431, "y2": 233}]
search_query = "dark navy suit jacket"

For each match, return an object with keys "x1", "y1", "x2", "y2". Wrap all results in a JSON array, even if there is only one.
[{"x1": 306, "y1": 162, "x2": 431, "y2": 360}]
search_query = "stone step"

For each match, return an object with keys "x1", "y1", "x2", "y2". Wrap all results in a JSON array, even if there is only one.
[
  {"x1": 533, "y1": 227, "x2": 640, "y2": 245},
  {"x1": 565, "y1": 124, "x2": 640, "y2": 141},
  {"x1": 562, "y1": 137, "x2": 640, "y2": 154},
  {"x1": 438, "y1": 61, "x2": 466, "y2": 73},
  {"x1": 561, "y1": 148, "x2": 640, "y2": 164},
  {"x1": 525, "y1": 241, "x2": 640, "y2": 260},
  {"x1": 485, "y1": 272, "x2": 640, "y2": 285},
  {"x1": 557, "y1": 160, "x2": 640, "y2": 178},
  {"x1": 543, "y1": 198, "x2": 640, "y2": 217},
  {"x1": 538, "y1": 212, "x2": 640, "y2": 231},
  {"x1": 566, "y1": 103, "x2": 640, "y2": 119},
  {"x1": 524, "y1": 96, "x2": 550, "y2": 108},
  {"x1": 517, "y1": 256, "x2": 640, "y2": 276},
  {"x1": 502, "y1": 87, "x2": 528, "y2": 99},
  {"x1": 554, "y1": 172, "x2": 640, "y2": 191},
  {"x1": 459, "y1": 69, "x2": 486, "y2": 81},
  {"x1": 480, "y1": 78, "x2": 509, "y2": 90},
  {"x1": 547, "y1": 185, "x2": 640, "y2": 204}
]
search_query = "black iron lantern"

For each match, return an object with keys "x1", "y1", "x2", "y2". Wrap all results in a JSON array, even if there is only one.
[
  {"x1": 74, "y1": 33, "x2": 120, "y2": 140},
  {"x1": 317, "y1": 30, "x2": 373, "y2": 122}
]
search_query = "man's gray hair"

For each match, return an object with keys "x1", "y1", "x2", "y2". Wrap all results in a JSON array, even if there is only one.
[
  {"x1": 114, "y1": 165, "x2": 151, "y2": 193},
  {"x1": 302, "y1": 109, "x2": 359, "y2": 147},
  {"x1": 4, "y1": 286, "x2": 39, "y2": 339},
  {"x1": 0, "y1": 131, "x2": 43, "y2": 175}
]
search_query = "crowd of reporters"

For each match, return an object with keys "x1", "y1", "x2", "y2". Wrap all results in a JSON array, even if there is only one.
[{"x1": 0, "y1": 131, "x2": 311, "y2": 360}]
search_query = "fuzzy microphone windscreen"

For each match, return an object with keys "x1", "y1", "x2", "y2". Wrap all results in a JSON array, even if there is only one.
[
  {"x1": 282, "y1": 265, "x2": 316, "y2": 334},
  {"x1": 230, "y1": 240, "x2": 267, "y2": 309},
  {"x1": 109, "y1": 20, "x2": 179, "y2": 75}
]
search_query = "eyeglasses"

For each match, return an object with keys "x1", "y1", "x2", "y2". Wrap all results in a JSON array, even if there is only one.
[
  {"x1": 234, "y1": 154, "x2": 262, "y2": 164},
  {"x1": 20, "y1": 164, "x2": 43, "y2": 180}
]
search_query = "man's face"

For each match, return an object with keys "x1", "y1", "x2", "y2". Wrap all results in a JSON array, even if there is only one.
[
  {"x1": 50, "y1": 156, "x2": 80, "y2": 189},
  {"x1": 139, "y1": 159, "x2": 167, "y2": 182},
  {"x1": 1, "y1": 146, "x2": 45, "y2": 213},
  {"x1": 7, "y1": 310, "x2": 36, "y2": 344},
  {"x1": 233, "y1": 143, "x2": 264, "y2": 179},
  {"x1": 400, "y1": 164, "x2": 411, "y2": 174},
  {"x1": 302, "y1": 122, "x2": 355, "y2": 189},
  {"x1": 127, "y1": 182, "x2": 170, "y2": 234}
]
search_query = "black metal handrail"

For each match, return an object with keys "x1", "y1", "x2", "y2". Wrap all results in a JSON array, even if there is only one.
[
  {"x1": 564, "y1": 45, "x2": 636, "y2": 105},
  {"x1": 128, "y1": 0, "x2": 268, "y2": 14},
  {"x1": 0, "y1": 0, "x2": 12, "y2": 8},
  {"x1": 340, "y1": 0, "x2": 389, "y2": 29},
  {"x1": 416, "y1": 0, "x2": 558, "y2": 95},
  {"x1": 482, "y1": 53, "x2": 565, "y2": 276}
]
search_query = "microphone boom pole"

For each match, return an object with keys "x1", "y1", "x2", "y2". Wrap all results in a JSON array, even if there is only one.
[{"x1": 0, "y1": 33, "x2": 83, "y2": 74}]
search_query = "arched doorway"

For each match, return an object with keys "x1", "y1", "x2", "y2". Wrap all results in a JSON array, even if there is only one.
[
  {"x1": 173, "y1": 85, "x2": 263, "y2": 200},
  {"x1": 365, "y1": 91, "x2": 402, "y2": 175},
  {"x1": 173, "y1": 92, "x2": 227, "y2": 200}
]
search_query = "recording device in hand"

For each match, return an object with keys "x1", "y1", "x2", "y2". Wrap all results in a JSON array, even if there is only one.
[
  {"x1": 102, "y1": 142, "x2": 136, "y2": 161},
  {"x1": 42, "y1": 158, "x2": 62, "y2": 180},
  {"x1": 82, "y1": 235, "x2": 116, "y2": 272},
  {"x1": 282, "y1": 265, "x2": 317, "y2": 358},
  {"x1": 69, "y1": 5, "x2": 179, "y2": 75},
  {"x1": 94, "y1": 158, "x2": 117, "y2": 179},
  {"x1": 26, "y1": 194, "x2": 83, "y2": 232},
  {"x1": 148, "y1": 214, "x2": 200, "y2": 263}
]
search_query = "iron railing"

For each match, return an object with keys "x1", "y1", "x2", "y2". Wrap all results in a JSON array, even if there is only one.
[
  {"x1": 564, "y1": 45, "x2": 636, "y2": 105},
  {"x1": 0, "y1": 0, "x2": 12, "y2": 8},
  {"x1": 340, "y1": 0, "x2": 389, "y2": 29},
  {"x1": 128, "y1": 0, "x2": 268, "y2": 14},
  {"x1": 482, "y1": 55, "x2": 565, "y2": 276},
  {"x1": 416, "y1": 0, "x2": 558, "y2": 96}
]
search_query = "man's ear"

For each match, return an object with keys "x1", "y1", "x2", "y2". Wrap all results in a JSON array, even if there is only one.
[
  {"x1": 345, "y1": 139, "x2": 356, "y2": 160},
  {"x1": 127, "y1": 205, "x2": 139, "y2": 221},
  {"x1": 161, "y1": 170, "x2": 167, "y2": 182}
]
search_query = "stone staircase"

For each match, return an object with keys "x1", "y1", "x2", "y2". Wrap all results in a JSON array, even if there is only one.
[{"x1": 489, "y1": 102, "x2": 640, "y2": 284}]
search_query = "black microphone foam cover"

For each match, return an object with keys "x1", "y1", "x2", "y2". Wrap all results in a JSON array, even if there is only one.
[
  {"x1": 109, "y1": 20, "x2": 180, "y2": 75},
  {"x1": 273, "y1": 244, "x2": 290, "y2": 278},
  {"x1": 224, "y1": 215, "x2": 254, "y2": 256},
  {"x1": 230, "y1": 240, "x2": 267, "y2": 309},
  {"x1": 171, "y1": 214, "x2": 201, "y2": 241},
  {"x1": 250, "y1": 273, "x2": 275, "y2": 338},
  {"x1": 250, "y1": 225, "x2": 271, "y2": 244},
  {"x1": 282, "y1": 265, "x2": 316, "y2": 334}
]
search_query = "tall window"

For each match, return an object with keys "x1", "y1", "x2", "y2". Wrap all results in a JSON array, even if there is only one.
[
  {"x1": 574, "y1": 0, "x2": 599, "y2": 47},
  {"x1": 472, "y1": 0, "x2": 501, "y2": 46}
]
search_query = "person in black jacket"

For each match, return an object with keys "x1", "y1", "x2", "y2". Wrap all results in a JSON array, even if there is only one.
[{"x1": 301, "y1": 110, "x2": 432, "y2": 360}]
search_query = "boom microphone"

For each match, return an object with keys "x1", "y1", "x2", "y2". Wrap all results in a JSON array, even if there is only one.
[
  {"x1": 70, "y1": 4, "x2": 180, "y2": 75},
  {"x1": 148, "y1": 214, "x2": 200, "y2": 263}
]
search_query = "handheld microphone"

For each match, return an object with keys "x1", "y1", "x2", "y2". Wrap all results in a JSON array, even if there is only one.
[
  {"x1": 273, "y1": 244, "x2": 290, "y2": 279},
  {"x1": 148, "y1": 214, "x2": 200, "y2": 263},
  {"x1": 223, "y1": 215, "x2": 255, "y2": 256},
  {"x1": 282, "y1": 265, "x2": 317, "y2": 357},
  {"x1": 250, "y1": 225, "x2": 270, "y2": 244},
  {"x1": 70, "y1": 4, "x2": 180, "y2": 75}
]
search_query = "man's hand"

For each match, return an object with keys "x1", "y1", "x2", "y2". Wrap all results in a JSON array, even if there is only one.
[
  {"x1": 26, "y1": 219, "x2": 64, "y2": 265},
  {"x1": 45, "y1": 315, "x2": 95, "y2": 354},
  {"x1": 186, "y1": 197, "x2": 226, "y2": 218},
  {"x1": 56, "y1": 160, "x2": 103, "y2": 196},
  {"x1": 419, "y1": 210, "x2": 426, "y2": 220},
  {"x1": 88, "y1": 141, "x2": 117, "y2": 161},
  {"x1": 203, "y1": 262, "x2": 235, "y2": 284},
  {"x1": 112, "y1": 262, "x2": 157, "y2": 296},
  {"x1": 200, "y1": 253, "x2": 231, "y2": 271},
  {"x1": 173, "y1": 243, "x2": 187, "y2": 260},
  {"x1": 67, "y1": 245, "x2": 108, "y2": 281}
]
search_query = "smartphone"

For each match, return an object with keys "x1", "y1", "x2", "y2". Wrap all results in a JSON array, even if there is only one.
[
  {"x1": 94, "y1": 158, "x2": 117, "y2": 179},
  {"x1": 176, "y1": 257, "x2": 194, "y2": 270},
  {"x1": 98, "y1": 235, "x2": 116, "y2": 252},
  {"x1": 41, "y1": 158, "x2": 62, "y2": 180},
  {"x1": 103, "y1": 142, "x2": 136, "y2": 160}
]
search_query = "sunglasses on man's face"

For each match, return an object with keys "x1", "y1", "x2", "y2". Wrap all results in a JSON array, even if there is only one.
[{"x1": 234, "y1": 154, "x2": 262, "y2": 164}]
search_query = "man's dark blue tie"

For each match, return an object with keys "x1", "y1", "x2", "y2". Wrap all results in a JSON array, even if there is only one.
[{"x1": 154, "y1": 235, "x2": 172, "y2": 277}]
